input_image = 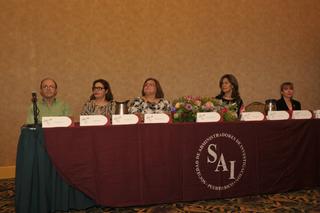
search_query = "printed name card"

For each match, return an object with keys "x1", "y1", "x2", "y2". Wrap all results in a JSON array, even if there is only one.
[
  {"x1": 144, "y1": 113, "x2": 170, "y2": 123},
  {"x1": 240, "y1": 112, "x2": 265, "y2": 121},
  {"x1": 80, "y1": 115, "x2": 108, "y2": 126},
  {"x1": 196, "y1": 112, "x2": 221, "y2": 123},
  {"x1": 112, "y1": 114, "x2": 139, "y2": 125},
  {"x1": 291, "y1": 110, "x2": 312, "y2": 120},
  {"x1": 314, "y1": 110, "x2": 320, "y2": 119},
  {"x1": 267, "y1": 111, "x2": 290, "y2": 120},
  {"x1": 42, "y1": 116, "x2": 72, "y2": 128}
]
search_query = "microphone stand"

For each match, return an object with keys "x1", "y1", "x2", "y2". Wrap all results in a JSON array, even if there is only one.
[{"x1": 32, "y1": 93, "x2": 39, "y2": 127}]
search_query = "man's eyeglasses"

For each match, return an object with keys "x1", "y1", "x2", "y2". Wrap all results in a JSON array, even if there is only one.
[
  {"x1": 42, "y1": 85, "x2": 56, "y2": 90},
  {"x1": 92, "y1": 87, "x2": 105, "y2": 91}
]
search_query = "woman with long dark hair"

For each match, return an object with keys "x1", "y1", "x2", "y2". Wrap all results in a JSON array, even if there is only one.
[{"x1": 215, "y1": 74, "x2": 244, "y2": 116}]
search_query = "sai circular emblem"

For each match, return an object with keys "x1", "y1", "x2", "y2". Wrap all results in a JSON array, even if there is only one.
[{"x1": 195, "y1": 132, "x2": 247, "y2": 190}]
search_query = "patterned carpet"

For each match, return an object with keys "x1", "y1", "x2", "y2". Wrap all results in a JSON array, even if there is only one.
[{"x1": 1, "y1": 178, "x2": 320, "y2": 213}]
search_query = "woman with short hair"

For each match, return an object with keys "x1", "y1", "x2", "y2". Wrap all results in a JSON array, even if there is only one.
[
  {"x1": 276, "y1": 82, "x2": 301, "y2": 111},
  {"x1": 129, "y1": 78, "x2": 171, "y2": 114},
  {"x1": 80, "y1": 79, "x2": 116, "y2": 116}
]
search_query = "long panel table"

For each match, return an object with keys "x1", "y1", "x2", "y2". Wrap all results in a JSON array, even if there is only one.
[{"x1": 16, "y1": 119, "x2": 320, "y2": 213}]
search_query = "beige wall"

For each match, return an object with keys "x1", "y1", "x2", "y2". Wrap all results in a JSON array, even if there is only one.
[{"x1": 1, "y1": 0, "x2": 320, "y2": 166}]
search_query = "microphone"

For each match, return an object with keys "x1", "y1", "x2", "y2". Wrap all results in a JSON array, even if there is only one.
[{"x1": 32, "y1": 91, "x2": 37, "y2": 103}]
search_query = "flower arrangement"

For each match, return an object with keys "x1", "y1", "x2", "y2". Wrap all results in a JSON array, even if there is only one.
[{"x1": 171, "y1": 96, "x2": 238, "y2": 122}]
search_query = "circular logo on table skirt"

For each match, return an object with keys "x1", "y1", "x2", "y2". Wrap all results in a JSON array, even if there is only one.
[{"x1": 195, "y1": 132, "x2": 246, "y2": 190}]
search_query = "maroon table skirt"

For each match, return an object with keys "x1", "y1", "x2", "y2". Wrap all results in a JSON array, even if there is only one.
[{"x1": 44, "y1": 119, "x2": 320, "y2": 207}]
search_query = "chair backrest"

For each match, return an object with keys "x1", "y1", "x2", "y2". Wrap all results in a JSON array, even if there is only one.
[{"x1": 245, "y1": 102, "x2": 265, "y2": 113}]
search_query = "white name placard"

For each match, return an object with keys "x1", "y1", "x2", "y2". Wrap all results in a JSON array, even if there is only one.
[
  {"x1": 42, "y1": 116, "x2": 72, "y2": 128},
  {"x1": 80, "y1": 115, "x2": 108, "y2": 126},
  {"x1": 314, "y1": 110, "x2": 320, "y2": 119},
  {"x1": 144, "y1": 113, "x2": 170, "y2": 123},
  {"x1": 291, "y1": 110, "x2": 312, "y2": 120},
  {"x1": 112, "y1": 114, "x2": 139, "y2": 125},
  {"x1": 267, "y1": 111, "x2": 290, "y2": 121},
  {"x1": 196, "y1": 112, "x2": 221, "y2": 123},
  {"x1": 240, "y1": 112, "x2": 265, "y2": 121}
]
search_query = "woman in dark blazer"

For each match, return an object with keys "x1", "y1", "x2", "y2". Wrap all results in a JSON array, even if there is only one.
[{"x1": 276, "y1": 82, "x2": 301, "y2": 111}]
